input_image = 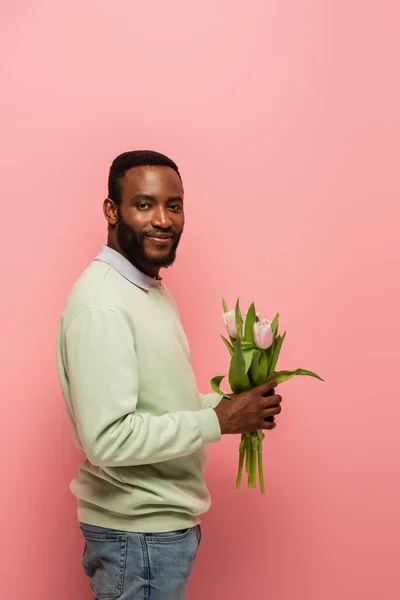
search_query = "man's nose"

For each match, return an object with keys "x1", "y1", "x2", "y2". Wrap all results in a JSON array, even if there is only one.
[{"x1": 151, "y1": 206, "x2": 173, "y2": 229}]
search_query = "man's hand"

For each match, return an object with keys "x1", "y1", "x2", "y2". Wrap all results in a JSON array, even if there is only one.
[{"x1": 213, "y1": 380, "x2": 282, "y2": 435}]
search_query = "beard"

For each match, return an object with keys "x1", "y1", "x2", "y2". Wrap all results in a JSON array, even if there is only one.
[{"x1": 116, "y1": 212, "x2": 182, "y2": 272}]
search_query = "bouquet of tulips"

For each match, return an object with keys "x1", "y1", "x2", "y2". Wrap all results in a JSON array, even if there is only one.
[{"x1": 211, "y1": 299, "x2": 323, "y2": 493}]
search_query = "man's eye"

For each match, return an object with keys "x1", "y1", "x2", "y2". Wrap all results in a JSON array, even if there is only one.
[
  {"x1": 137, "y1": 203, "x2": 151, "y2": 210},
  {"x1": 170, "y1": 205, "x2": 182, "y2": 212}
]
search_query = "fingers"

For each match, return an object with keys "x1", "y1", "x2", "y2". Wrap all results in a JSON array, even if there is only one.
[
  {"x1": 261, "y1": 398, "x2": 282, "y2": 430},
  {"x1": 262, "y1": 421, "x2": 277, "y2": 430},
  {"x1": 255, "y1": 379, "x2": 278, "y2": 396},
  {"x1": 263, "y1": 394, "x2": 282, "y2": 408},
  {"x1": 263, "y1": 404, "x2": 282, "y2": 419}
]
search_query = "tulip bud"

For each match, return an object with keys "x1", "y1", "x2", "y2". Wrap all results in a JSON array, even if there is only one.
[
  {"x1": 253, "y1": 318, "x2": 273, "y2": 349},
  {"x1": 223, "y1": 310, "x2": 238, "y2": 339}
]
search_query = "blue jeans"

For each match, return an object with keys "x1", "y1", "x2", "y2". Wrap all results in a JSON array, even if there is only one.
[{"x1": 80, "y1": 522, "x2": 202, "y2": 599}]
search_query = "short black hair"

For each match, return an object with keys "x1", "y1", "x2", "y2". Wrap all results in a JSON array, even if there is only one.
[{"x1": 108, "y1": 150, "x2": 182, "y2": 205}]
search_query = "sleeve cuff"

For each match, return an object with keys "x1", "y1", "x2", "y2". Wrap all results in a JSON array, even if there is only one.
[
  {"x1": 200, "y1": 392, "x2": 223, "y2": 409},
  {"x1": 194, "y1": 408, "x2": 222, "y2": 445}
]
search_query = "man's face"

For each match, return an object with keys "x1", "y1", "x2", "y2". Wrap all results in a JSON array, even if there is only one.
[{"x1": 113, "y1": 166, "x2": 185, "y2": 273}]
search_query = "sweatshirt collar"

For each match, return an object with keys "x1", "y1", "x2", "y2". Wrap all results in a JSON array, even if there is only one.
[{"x1": 94, "y1": 245, "x2": 160, "y2": 291}]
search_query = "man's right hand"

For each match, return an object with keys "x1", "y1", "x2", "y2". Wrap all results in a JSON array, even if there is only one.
[{"x1": 213, "y1": 380, "x2": 282, "y2": 435}]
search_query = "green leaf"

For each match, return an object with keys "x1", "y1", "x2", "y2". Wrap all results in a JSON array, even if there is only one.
[
  {"x1": 256, "y1": 351, "x2": 269, "y2": 385},
  {"x1": 271, "y1": 313, "x2": 280, "y2": 338},
  {"x1": 235, "y1": 298, "x2": 243, "y2": 340},
  {"x1": 249, "y1": 350, "x2": 260, "y2": 386},
  {"x1": 243, "y1": 348, "x2": 256, "y2": 374},
  {"x1": 220, "y1": 335, "x2": 234, "y2": 356},
  {"x1": 273, "y1": 369, "x2": 325, "y2": 384},
  {"x1": 229, "y1": 339, "x2": 250, "y2": 393},
  {"x1": 210, "y1": 375, "x2": 231, "y2": 398},
  {"x1": 244, "y1": 302, "x2": 257, "y2": 344},
  {"x1": 241, "y1": 341, "x2": 256, "y2": 349},
  {"x1": 222, "y1": 298, "x2": 229, "y2": 314},
  {"x1": 265, "y1": 344, "x2": 274, "y2": 369},
  {"x1": 268, "y1": 331, "x2": 286, "y2": 379}
]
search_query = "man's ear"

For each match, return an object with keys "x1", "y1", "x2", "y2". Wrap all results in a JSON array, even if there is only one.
[{"x1": 103, "y1": 198, "x2": 118, "y2": 227}]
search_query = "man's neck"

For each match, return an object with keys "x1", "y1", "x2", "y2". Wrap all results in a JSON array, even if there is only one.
[{"x1": 106, "y1": 240, "x2": 161, "y2": 279}]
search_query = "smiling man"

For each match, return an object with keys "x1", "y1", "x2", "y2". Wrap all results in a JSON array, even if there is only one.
[
  {"x1": 57, "y1": 150, "x2": 282, "y2": 599},
  {"x1": 107, "y1": 154, "x2": 184, "y2": 276}
]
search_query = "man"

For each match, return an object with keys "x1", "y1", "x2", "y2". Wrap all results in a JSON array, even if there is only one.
[{"x1": 57, "y1": 150, "x2": 282, "y2": 599}]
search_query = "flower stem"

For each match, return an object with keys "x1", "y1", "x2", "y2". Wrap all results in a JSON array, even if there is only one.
[
  {"x1": 250, "y1": 433, "x2": 258, "y2": 488},
  {"x1": 257, "y1": 430, "x2": 265, "y2": 494},
  {"x1": 245, "y1": 432, "x2": 251, "y2": 475},
  {"x1": 236, "y1": 434, "x2": 246, "y2": 491}
]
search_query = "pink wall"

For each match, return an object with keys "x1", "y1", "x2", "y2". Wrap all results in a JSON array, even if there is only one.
[{"x1": 1, "y1": 1, "x2": 399, "y2": 598}]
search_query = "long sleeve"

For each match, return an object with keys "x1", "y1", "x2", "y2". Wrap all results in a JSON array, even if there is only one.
[
  {"x1": 63, "y1": 307, "x2": 221, "y2": 468},
  {"x1": 199, "y1": 392, "x2": 222, "y2": 409}
]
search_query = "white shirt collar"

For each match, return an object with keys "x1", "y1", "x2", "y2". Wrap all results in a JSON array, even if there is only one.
[{"x1": 94, "y1": 245, "x2": 159, "y2": 291}]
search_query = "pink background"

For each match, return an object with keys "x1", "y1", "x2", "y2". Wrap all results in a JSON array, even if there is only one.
[{"x1": 1, "y1": 1, "x2": 399, "y2": 598}]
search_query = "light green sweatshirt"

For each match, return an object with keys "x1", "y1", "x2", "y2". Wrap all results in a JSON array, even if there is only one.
[{"x1": 57, "y1": 246, "x2": 222, "y2": 533}]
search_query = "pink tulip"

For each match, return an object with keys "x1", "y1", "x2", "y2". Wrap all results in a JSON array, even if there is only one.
[
  {"x1": 253, "y1": 318, "x2": 273, "y2": 349},
  {"x1": 223, "y1": 310, "x2": 238, "y2": 339}
]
